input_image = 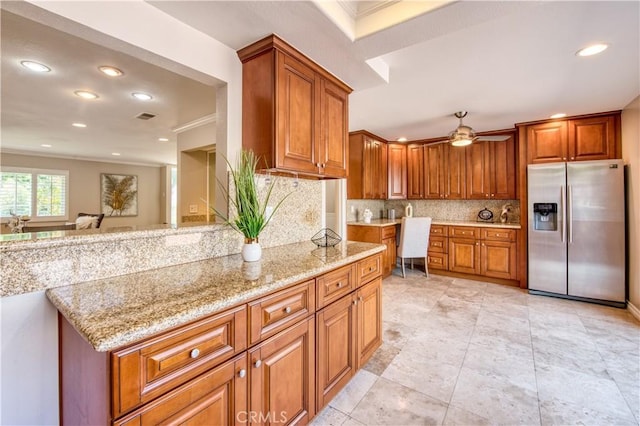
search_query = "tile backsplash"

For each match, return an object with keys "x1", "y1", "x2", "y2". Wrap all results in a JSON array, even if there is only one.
[{"x1": 348, "y1": 199, "x2": 521, "y2": 223}]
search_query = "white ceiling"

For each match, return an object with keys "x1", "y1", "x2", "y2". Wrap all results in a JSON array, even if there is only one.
[{"x1": 1, "y1": 1, "x2": 638, "y2": 165}]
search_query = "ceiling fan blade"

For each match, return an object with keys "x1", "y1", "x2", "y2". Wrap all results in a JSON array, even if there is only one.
[{"x1": 476, "y1": 135, "x2": 510, "y2": 142}]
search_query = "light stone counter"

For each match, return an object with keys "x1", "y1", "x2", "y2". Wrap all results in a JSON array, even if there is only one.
[
  {"x1": 347, "y1": 218, "x2": 521, "y2": 229},
  {"x1": 46, "y1": 240, "x2": 385, "y2": 352}
]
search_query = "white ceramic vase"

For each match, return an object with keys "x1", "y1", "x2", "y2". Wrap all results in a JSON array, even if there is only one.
[{"x1": 242, "y1": 239, "x2": 262, "y2": 262}]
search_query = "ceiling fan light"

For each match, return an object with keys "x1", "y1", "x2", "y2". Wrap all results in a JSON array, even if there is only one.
[{"x1": 451, "y1": 138, "x2": 473, "y2": 147}]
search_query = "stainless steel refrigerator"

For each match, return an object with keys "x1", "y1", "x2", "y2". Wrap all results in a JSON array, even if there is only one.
[{"x1": 528, "y1": 159, "x2": 626, "y2": 307}]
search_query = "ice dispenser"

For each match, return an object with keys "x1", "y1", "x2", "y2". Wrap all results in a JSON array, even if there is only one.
[{"x1": 533, "y1": 203, "x2": 557, "y2": 231}]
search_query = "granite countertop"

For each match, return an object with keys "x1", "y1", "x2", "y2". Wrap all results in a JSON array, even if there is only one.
[
  {"x1": 46, "y1": 240, "x2": 385, "y2": 352},
  {"x1": 347, "y1": 218, "x2": 521, "y2": 229}
]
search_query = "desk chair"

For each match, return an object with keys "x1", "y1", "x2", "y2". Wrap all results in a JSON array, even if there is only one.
[
  {"x1": 77, "y1": 213, "x2": 105, "y2": 229},
  {"x1": 397, "y1": 216, "x2": 432, "y2": 278}
]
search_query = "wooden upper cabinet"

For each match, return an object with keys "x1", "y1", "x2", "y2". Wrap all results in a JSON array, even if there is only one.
[
  {"x1": 526, "y1": 121, "x2": 568, "y2": 164},
  {"x1": 445, "y1": 144, "x2": 466, "y2": 199},
  {"x1": 466, "y1": 135, "x2": 515, "y2": 200},
  {"x1": 387, "y1": 143, "x2": 407, "y2": 199},
  {"x1": 406, "y1": 144, "x2": 424, "y2": 199},
  {"x1": 347, "y1": 131, "x2": 387, "y2": 199},
  {"x1": 568, "y1": 115, "x2": 618, "y2": 161},
  {"x1": 524, "y1": 111, "x2": 620, "y2": 164},
  {"x1": 423, "y1": 143, "x2": 445, "y2": 199},
  {"x1": 238, "y1": 34, "x2": 352, "y2": 178}
]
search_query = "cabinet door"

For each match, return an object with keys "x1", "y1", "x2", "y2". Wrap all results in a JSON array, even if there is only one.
[
  {"x1": 407, "y1": 144, "x2": 424, "y2": 199},
  {"x1": 382, "y1": 236, "x2": 397, "y2": 277},
  {"x1": 249, "y1": 318, "x2": 315, "y2": 425},
  {"x1": 465, "y1": 141, "x2": 491, "y2": 199},
  {"x1": 388, "y1": 143, "x2": 407, "y2": 199},
  {"x1": 356, "y1": 277, "x2": 382, "y2": 368},
  {"x1": 378, "y1": 141, "x2": 388, "y2": 199},
  {"x1": 423, "y1": 143, "x2": 445, "y2": 199},
  {"x1": 320, "y1": 78, "x2": 349, "y2": 177},
  {"x1": 276, "y1": 53, "x2": 319, "y2": 174},
  {"x1": 448, "y1": 237, "x2": 481, "y2": 275},
  {"x1": 316, "y1": 295, "x2": 356, "y2": 410},
  {"x1": 114, "y1": 353, "x2": 248, "y2": 426},
  {"x1": 445, "y1": 144, "x2": 466, "y2": 199},
  {"x1": 490, "y1": 136, "x2": 516, "y2": 199},
  {"x1": 363, "y1": 138, "x2": 386, "y2": 199},
  {"x1": 526, "y1": 121, "x2": 568, "y2": 164},
  {"x1": 567, "y1": 115, "x2": 617, "y2": 161},
  {"x1": 481, "y1": 240, "x2": 517, "y2": 280}
]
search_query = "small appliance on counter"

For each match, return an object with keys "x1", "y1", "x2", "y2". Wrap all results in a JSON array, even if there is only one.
[
  {"x1": 387, "y1": 209, "x2": 396, "y2": 220},
  {"x1": 477, "y1": 207, "x2": 494, "y2": 223},
  {"x1": 363, "y1": 208, "x2": 373, "y2": 223}
]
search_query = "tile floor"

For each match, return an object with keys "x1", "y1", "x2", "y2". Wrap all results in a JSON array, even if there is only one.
[{"x1": 311, "y1": 269, "x2": 640, "y2": 425}]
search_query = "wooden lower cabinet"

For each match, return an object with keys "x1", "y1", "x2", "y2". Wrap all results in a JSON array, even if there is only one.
[
  {"x1": 426, "y1": 224, "x2": 518, "y2": 283},
  {"x1": 249, "y1": 317, "x2": 315, "y2": 425},
  {"x1": 114, "y1": 353, "x2": 248, "y2": 426},
  {"x1": 347, "y1": 224, "x2": 397, "y2": 277},
  {"x1": 316, "y1": 277, "x2": 382, "y2": 410},
  {"x1": 59, "y1": 253, "x2": 383, "y2": 426}
]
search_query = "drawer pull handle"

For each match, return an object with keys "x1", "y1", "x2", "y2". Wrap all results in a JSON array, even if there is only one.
[
  {"x1": 254, "y1": 359, "x2": 262, "y2": 368},
  {"x1": 238, "y1": 369, "x2": 246, "y2": 378},
  {"x1": 337, "y1": 282, "x2": 343, "y2": 288},
  {"x1": 368, "y1": 267, "x2": 374, "y2": 272},
  {"x1": 284, "y1": 306, "x2": 292, "y2": 314},
  {"x1": 190, "y1": 348, "x2": 200, "y2": 359}
]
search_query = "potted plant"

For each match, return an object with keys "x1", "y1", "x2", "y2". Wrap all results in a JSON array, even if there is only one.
[{"x1": 214, "y1": 149, "x2": 290, "y2": 262}]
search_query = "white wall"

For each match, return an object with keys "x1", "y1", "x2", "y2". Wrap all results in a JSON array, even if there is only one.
[
  {"x1": 0, "y1": 292, "x2": 59, "y2": 425},
  {"x1": 2, "y1": 2, "x2": 243, "y2": 423},
  {"x1": 622, "y1": 96, "x2": 640, "y2": 316}
]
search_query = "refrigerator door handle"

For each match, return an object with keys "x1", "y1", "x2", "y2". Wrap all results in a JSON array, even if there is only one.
[
  {"x1": 561, "y1": 185, "x2": 566, "y2": 243},
  {"x1": 568, "y1": 184, "x2": 573, "y2": 244}
]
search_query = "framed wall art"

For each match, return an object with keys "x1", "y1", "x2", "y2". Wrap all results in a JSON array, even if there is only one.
[{"x1": 101, "y1": 173, "x2": 138, "y2": 217}]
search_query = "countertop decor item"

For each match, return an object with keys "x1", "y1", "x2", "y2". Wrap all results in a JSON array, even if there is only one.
[
  {"x1": 311, "y1": 228, "x2": 342, "y2": 247},
  {"x1": 477, "y1": 207, "x2": 494, "y2": 222},
  {"x1": 500, "y1": 203, "x2": 513, "y2": 223},
  {"x1": 405, "y1": 203, "x2": 413, "y2": 217},
  {"x1": 212, "y1": 149, "x2": 291, "y2": 262}
]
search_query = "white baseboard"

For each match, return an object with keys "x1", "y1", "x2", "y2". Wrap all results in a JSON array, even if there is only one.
[{"x1": 628, "y1": 300, "x2": 640, "y2": 322}]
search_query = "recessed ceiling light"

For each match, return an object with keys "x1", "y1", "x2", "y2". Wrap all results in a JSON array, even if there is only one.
[
  {"x1": 74, "y1": 90, "x2": 99, "y2": 100},
  {"x1": 21, "y1": 60, "x2": 51, "y2": 73},
  {"x1": 550, "y1": 113, "x2": 567, "y2": 119},
  {"x1": 397, "y1": 137, "x2": 407, "y2": 142},
  {"x1": 158, "y1": 137, "x2": 169, "y2": 142},
  {"x1": 98, "y1": 66, "x2": 123, "y2": 77},
  {"x1": 41, "y1": 144, "x2": 52, "y2": 148},
  {"x1": 576, "y1": 43, "x2": 609, "y2": 57},
  {"x1": 111, "y1": 152, "x2": 121, "y2": 156},
  {"x1": 72, "y1": 123, "x2": 87, "y2": 128},
  {"x1": 132, "y1": 92, "x2": 153, "y2": 101}
]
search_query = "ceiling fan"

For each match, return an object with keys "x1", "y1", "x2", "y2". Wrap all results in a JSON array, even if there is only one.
[{"x1": 448, "y1": 111, "x2": 510, "y2": 147}]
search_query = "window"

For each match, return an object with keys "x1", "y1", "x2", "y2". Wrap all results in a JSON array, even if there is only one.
[{"x1": 0, "y1": 167, "x2": 69, "y2": 221}]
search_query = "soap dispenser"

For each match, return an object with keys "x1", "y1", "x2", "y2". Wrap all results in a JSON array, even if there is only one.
[{"x1": 405, "y1": 203, "x2": 413, "y2": 218}]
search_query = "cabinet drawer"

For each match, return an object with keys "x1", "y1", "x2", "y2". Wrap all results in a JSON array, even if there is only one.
[
  {"x1": 317, "y1": 264, "x2": 355, "y2": 309},
  {"x1": 428, "y1": 236, "x2": 447, "y2": 253},
  {"x1": 430, "y1": 225, "x2": 448, "y2": 236},
  {"x1": 113, "y1": 352, "x2": 248, "y2": 426},
  {"x1": 381, "y1": 225, "x2": 396, "y2": 239},
  {"x1": 356, "y1": 254, "x2": 382, "y2": 286},
  {"x1": 449, "y1": 226, "x2": 480, "y2": 239},
  {"x1": 249, "y1": 280, "x2": 315, "y2": 346},
  {"x1": 111, "y1": 305, "x2": 247, "y2": 418},
  {"x1": 482, "y1": 228, "x2": 516, "y2": 242},
  {"x1": 427, "y1": 252, "x2": 448, "y2": 270}
]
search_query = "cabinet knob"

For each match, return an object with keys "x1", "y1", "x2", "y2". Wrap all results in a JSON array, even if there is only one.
[
  {"x1": 563, "y1": 157, "x2": 567, "y2": 160},
  {"x1": 476, "y1": 242, "x2": 479, "y2": 246},
  {"x1": 368, "y1": 267, "x2": 374, "y2": 272},
  {"x1": 254, "y1": 359, "x2": 262, "y2": 368},
  {"x1": 353, "y1": 299, "x2": 358, "y2": 306},
  {"x1": 482, "y1": 243, "x2": 485, "y2": 246},
  {"x1": 284, "y1": 306, "x2": 292, "y2": 314},
  {"x1": 491, "y1": 194, "x2": 495, "y2": 197},
  {"x1": 571, "y1": 157, "x2": 575, "y2": 160},
  {"x1": 358, "y1": 296, "x2": 363, "y2": 302},
  {"x1": 190, "y1": 348, "x2": 200, "y2": 359},
  {"x1": 337, "y1": 282, "x2": 343, "y2": 288},
  {"x1": 238, "y1": 369, "x2": 246, "y2": 378}
]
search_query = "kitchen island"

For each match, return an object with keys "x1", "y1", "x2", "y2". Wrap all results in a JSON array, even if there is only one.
[{"x1": 48, "y1": 240, "x2": 385, "y2": 424}]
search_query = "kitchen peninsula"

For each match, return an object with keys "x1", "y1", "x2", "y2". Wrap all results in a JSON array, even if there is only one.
[{"x1": 46, "y1": 240, "x2": 385, "y2": 424}]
